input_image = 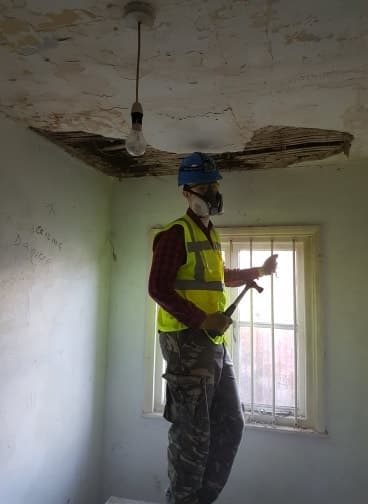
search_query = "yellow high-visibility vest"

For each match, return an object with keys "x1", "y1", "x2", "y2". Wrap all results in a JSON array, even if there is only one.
[{"x1": 157, "y1": 214, "x2": 226, "y2": 344}]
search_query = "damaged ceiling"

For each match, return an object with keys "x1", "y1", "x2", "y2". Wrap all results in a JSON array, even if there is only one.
[
  {"x1": 1, "y1": 0, "x2": 367, "y2": 177},
  {"x1": 33, "y1": 125, "x2": 353, "y2": 178}
]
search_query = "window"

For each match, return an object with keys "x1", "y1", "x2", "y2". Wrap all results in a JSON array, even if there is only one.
[{"x1": 144, "y1": 226, "x2": 324, "y2": 434}]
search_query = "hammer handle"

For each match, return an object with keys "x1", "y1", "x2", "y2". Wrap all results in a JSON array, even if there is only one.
[
  {"x1": 206, "y1": 281, "x2": 264, "y2": 338},
  {"x1": 224, "y1": 280, "x2": 263, "y2": 316}
]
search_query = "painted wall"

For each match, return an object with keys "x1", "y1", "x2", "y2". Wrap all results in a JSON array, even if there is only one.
[
  {"x1": 103, "y1": 158, "x2": 368, "y2": 504},
  {"x1": 0, "y1": 118, "x2": 112, "y2": 504}
]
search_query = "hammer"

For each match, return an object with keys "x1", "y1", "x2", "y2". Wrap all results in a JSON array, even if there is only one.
[
  {"x1": 224, "y1": 280, "x2": 264, "y2": 317},
  {"x1": 206, "y1": 280, "x2": 264, "y2": 338}
]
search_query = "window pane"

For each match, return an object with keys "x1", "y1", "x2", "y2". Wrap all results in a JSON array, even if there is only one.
[
  {"x1": 239, "y1": 244, "x2": 298, "y2": 326},
  {"x1": 238, "y1": 293, "x2": 250, "y2": 322},
  {"x1": 275, "y1": 328, "x2": 295, "y2": 410},
  {"x1": 238, "y1": 326, "x2": 251, "y2": 406},
  {"x1": 240, "y1": 248, "x2": 271, "y2": 324},
  {"x1": 239, "y1": 249, "x2": 250, "y2": 269},
  {"x1": 238, "y1": 325, "x2": 274, "y2": 409},
  {"x1": 253, "y1": 327, "x2": 272, "y2": 407},
  {"x1": 253, "y1": 275, "x2": 271, "y2": 324},
  {"x1": 273, "y1": 250, "x2": 294, "y2": 325}
]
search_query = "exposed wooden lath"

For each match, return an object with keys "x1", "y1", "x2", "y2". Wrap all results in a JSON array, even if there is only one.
[{"x1": 31, "y1": 126, "x2": 353, "y2": 178}]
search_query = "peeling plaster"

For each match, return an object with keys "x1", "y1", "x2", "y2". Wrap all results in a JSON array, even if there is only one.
[
  {"x1": 0, "y1": 17, "x2": 29, "y2": 35},
  {"x1": 54, "y1": 61, "x2": 85, "y2": 78},
  {"x1": 285, "y1": 30, "x2": 334, "y2": 45},
  {"x1": 342, "y1": 104, "x2": 368, "y2": 132},
  {"x1": 36, "y1": 9, "x2": 96, "y2": 32},
  {"x1": 250, "y1": 0, "x2": 280, "y2": 61},
  {"x1": 31, "y1": 125, "x2": 353, "y2": 179},
  {"x1": 0, "y1": 1, "x2": 367, "y2": 156},
  {"x1": 34, "y1": 105, "x2": 129, "y2": 138}
]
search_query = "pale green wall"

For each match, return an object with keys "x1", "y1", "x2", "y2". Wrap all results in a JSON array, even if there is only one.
[
  {"x1": 2, "y1": 114, "x2": 366, "y2": 504},
  {"x1": 103, "y1": 159, "x2": 368, "y2": 504},
  {"x1": 0, "y1": 118, "x2": 112, "y2": 504}
]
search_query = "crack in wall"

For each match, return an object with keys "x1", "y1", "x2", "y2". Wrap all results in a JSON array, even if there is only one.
[
  {"x1": 264, "y1": 0, "x2": 275, "y2": 62},
  {"x1": 156, "y1": 107, "x2": 233, "y2": 121}
]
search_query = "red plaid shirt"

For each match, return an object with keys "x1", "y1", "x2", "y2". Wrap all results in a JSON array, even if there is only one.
[{"x1": 148, "y1": 209, "x2": 261, "y2": 329}]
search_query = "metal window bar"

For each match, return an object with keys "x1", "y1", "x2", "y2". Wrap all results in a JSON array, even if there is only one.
[
  {"x1": 292, "y1": 238, "x2": 299, "y2": 425},
  {"x1": 249, "y1": 239, "x2": 254, "y2": 419},
  {"x1": 270, "y1": 240, "x2": 276, "y2": 424}
]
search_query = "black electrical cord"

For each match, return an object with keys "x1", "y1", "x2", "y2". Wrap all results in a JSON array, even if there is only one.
[{"x1": 135, "y1": 21, "x2": 141, "y2": 103}]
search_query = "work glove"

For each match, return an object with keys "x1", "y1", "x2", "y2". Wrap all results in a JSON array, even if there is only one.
[
  {"x1": 262, "y1": 254, "x2": 278, "y2": 275},
  {"x1": 200, "y1": 311, "x2": 233, "y2": 334}
]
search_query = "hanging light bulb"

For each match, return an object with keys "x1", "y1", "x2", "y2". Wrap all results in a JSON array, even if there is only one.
[
  {"x1": 123, "y1": 2, "x2": 155, "y2": 156},
  {"x1": 125, "y1": 18, "x2": 147, "y2": 157},
  {"x1": 126, "y1": 19, "x2": 146, "y2": 157},
  {"x1": 126, "y1": 101, "x2": 147, "y2": 156}
]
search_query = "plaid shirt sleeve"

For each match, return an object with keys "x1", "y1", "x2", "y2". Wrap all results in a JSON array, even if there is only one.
[{"x1": 148, "y1": 225, "x2": 206, "y2": 329}]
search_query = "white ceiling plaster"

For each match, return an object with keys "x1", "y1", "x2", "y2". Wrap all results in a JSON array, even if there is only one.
[{"x1": 0, "y1": 0, "x2": 367, "y2": 155}]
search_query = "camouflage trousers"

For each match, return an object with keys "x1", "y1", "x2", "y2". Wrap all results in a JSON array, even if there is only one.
[{"x1": 159, "y1": 328, "x2": 245, "y2": 504}]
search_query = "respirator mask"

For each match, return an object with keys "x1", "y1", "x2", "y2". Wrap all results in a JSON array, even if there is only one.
[{"x1": 184, "y1": 184, "x2": 224, "y2": 216}]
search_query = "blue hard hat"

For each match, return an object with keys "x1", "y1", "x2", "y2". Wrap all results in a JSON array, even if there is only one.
[{"x1": 178, "y1": 152, "x2": 222, "y2": 186}]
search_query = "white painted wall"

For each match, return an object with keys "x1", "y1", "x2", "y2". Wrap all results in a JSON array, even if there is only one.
[
  {"x1": 103, "y1": 158, "x2": 368, "y2": 504},
  {"x1": 0, "y1": 118, "x2": 112, "y2": 504}
]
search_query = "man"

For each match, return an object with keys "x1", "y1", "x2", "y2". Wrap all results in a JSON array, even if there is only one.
[{"x1": 149, "y1": 152, "x2": 277, "y2": 504}]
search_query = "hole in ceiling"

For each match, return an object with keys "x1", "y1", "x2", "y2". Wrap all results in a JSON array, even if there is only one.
[{"x1": 30, "y1": 125, "x2": 353, "y2": 179}]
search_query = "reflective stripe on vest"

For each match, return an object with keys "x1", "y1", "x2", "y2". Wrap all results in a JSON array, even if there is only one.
[{"x1": 174, "y1": 279, "x2": 224, "y2": 291}]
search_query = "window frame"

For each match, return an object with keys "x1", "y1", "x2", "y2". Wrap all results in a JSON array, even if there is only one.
[{"x1": 144, "y1": 225, "x2": 325, "y2": 434}]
